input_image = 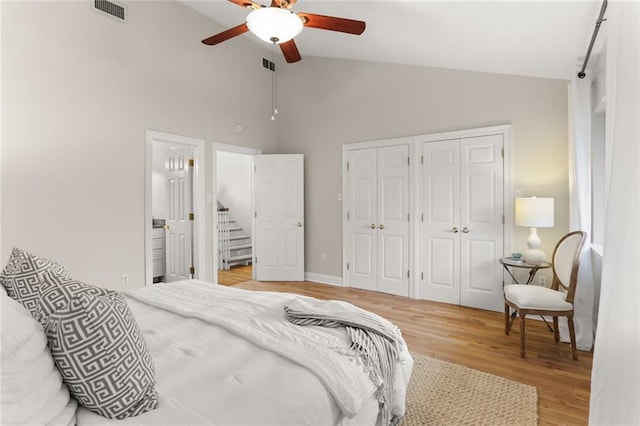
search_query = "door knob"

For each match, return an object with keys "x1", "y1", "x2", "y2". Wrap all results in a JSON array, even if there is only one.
[
  {"x1": 462, "y1": 227, "x2": 470, "y2": 233},
  {"x1": 297, "y1": 222, "x2": 303, "y2": 228},
  {"x1": 378, "y1": 224, "x2": 385, "y2": 230},
  {"x1": 451, "y1": 227, "x2": 459, "y2": 233},
  {"x1": 369, "y1": 224, "x2": 376, "y2": 229},
  {"x1": 163, "y1": 224, "x2": 170, "y2": 230}
]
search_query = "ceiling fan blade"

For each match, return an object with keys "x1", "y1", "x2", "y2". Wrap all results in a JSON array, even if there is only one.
[
  {"x1": 279, "y1": 39, "x2": 302, "y2": 63},
  {"x1": 297, "y1": 13, "x2": 366, "y2": 35},
  {"x1": 270, "y1": 0, "x2": 297, "y2": 8},
  {"x1": 228, "y1": 0, "x2": 263, "y2": 10},
  {"x1": 202, "y1": 23, "x2": 249, "y2": 45}
]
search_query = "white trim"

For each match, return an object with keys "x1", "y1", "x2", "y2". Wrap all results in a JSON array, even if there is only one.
[
  {"x1": 304, "y1": 272, "x2": 344, "y2": 287},
  {"x1": 212, "y1": 143, "x2": 261, "y2": 284},
  {"x1": 145, "y1": 130, "x2": 206, "y2": 286}
]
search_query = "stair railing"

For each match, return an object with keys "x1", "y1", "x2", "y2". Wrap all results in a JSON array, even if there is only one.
[{"x1": 217, "y1": 209, "x2": 230, "y2": 270}]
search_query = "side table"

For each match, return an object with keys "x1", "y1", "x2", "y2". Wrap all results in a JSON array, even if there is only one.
[{"x1": 499, "y1": 257, "x2": 551, "y2": 285}]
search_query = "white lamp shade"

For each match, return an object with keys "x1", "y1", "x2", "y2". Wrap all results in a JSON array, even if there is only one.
[
  {"x1": 515, "y1": 197, "x2": 554, "y2": 228},
  {"x1": 246, "y1": 8, "x2": 303, "y2": 44}
]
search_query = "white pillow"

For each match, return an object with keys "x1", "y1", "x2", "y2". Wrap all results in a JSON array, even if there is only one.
[{"x1": 0, "y1": 289, "x2": 77, "y2": 425}]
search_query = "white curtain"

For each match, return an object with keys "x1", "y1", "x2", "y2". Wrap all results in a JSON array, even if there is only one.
[
  {"x1": 565, "y1": 74, "x2": 594, "y2": 351},
  {"x1": 590, "y1": 1, "x2": 640, "y2": 424}
]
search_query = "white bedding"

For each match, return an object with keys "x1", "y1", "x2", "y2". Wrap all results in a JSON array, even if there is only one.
[{"x1": 77, "y1": 280, "x2": 413, "y2": 425}]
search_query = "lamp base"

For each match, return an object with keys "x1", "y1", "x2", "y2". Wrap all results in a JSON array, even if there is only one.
[{"x1": 523, "y1": 248, "x2": 546, "y2": 265}]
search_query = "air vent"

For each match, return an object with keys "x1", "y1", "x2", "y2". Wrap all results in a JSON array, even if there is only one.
[
  {"x1": 93, "y1": 0, "x2": 127, "y2": 22},
  {"x1": 262, "y1": 58, "x2": 275, "y2": 72}
]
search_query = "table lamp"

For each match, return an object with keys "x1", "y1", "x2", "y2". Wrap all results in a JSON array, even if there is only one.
[{"x1": 515, "y1": 197, "x2": 554, "y2": 265}]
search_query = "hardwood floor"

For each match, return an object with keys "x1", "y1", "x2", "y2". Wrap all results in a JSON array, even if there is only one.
[
  {"x1": 217, "y1": 265, "x2": 252, "y2": 286},
  {"x1": 233, "y1": 280, "x2": 593, "y2": 426}
]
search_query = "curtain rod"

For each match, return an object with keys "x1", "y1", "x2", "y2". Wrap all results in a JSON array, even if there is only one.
[{"x1": 578, "y1": 0, "x2": 608, "y2": 79}]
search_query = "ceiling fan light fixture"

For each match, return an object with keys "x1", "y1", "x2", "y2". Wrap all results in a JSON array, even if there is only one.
[{"x1": 246, "y1": 7, "x2": 303, "y2": 44}]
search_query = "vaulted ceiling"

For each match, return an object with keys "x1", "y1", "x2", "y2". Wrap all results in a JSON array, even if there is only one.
[{"x1": 182, "y1": 0, "x2": 604, "y2": 80}]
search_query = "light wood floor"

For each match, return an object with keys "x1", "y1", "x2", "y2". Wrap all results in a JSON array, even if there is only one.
[
  {"x1": 218, "y1": 265, "x2": 253, "y2": 286},
  {"x1": 232, "y1": 279, "x2": 593, "y2": 426}
]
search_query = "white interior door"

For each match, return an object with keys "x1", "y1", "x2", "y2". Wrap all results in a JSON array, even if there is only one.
[
  {"x1": 347, "y1": 148, "x2": 378, "y2": 291},
  {"x1": 420, "y1": 135, "x2": 504, "y2": 311},
  {"x1": 254, "y1": 154, "x2": 304, "y2": 281},
  {"x1": 377, "y1": 145, "x2": 410, "y2": 296},
  {"x1": 421, "y1": 140, "x2": 461, "y2": 304},
  {"x1": 459, "y1": 135, "x2": 504, "y2": 311},
  {"x1": 347, "y1": 145, "x2": 409, "y2": 296},
  {"x1": 165, "y1": 146, "x2": 193, "y2": 282}
]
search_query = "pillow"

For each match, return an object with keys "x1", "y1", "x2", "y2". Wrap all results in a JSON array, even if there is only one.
[
  {"x1": 0, "y1": 247, "x2": 71, "y2": 317},
  {"x1": 44, "y1": 291, "x2": 159, "y2": 419},
  {"x1": 35, "y1": 272, "x2": 112, "y2": 327},
  {"x1": 1, "y1": 289, "x2": 77, "y2": 425}
]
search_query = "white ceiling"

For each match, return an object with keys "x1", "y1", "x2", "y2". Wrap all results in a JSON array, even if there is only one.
[{"x1": 181, "y1": 0, "x2": 604, "y2": 80}]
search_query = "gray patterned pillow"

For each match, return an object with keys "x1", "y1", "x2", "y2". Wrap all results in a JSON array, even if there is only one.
[
  {"x1": 0, "y1": 248, "x2": 71, "y2": 317},
  {"x1": 44, "y1": 292, "x2": 158, "y2": 419},
  {"x1": 35, "y1": 272, "x2": 112, "y2": 327}
]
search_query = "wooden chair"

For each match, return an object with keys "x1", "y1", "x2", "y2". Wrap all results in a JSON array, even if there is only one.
[{"x1": 504, "y1": 231, "x2": 587, "y2": 359}]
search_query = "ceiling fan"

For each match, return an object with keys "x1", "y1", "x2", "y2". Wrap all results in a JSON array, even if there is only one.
[{"x1": 201, "y1": 0, "x2": 366, "y2": 64}]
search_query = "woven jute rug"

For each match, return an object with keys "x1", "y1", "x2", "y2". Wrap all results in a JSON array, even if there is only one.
[{"x1": 399, "y1": 352, "x2": 538, "y2": 425}]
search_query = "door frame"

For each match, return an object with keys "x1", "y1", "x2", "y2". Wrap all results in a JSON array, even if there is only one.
[
  {"x1": 145, "y1": 130, "x2": 206, "y2": 286},
  {"x1": 212, "y1": 142, "x2": 261, "y2": 284},
  {"x1": 412, "y1": 124, "x2": 513, "y2": 300}
]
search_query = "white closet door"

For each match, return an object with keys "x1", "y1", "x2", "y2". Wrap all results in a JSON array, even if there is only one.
[
  {"x1": 377, "y1": 145, "x2": 410, "y2": 296},
  {"x1": 421, "y1": 135, "x2": 504, "y2": 311},
  {"x1": 459, "y1": 135, "x2": 504, "y2": 311},
  {"x1": 254, "y1": 155, "x2": 305, "y2": 281},
  {"x1": 348, "y1": 148, "x2": 378, "y2": 291},
  {"x1": 421, "y1": 140, "x2": 461, "y2": 304}
]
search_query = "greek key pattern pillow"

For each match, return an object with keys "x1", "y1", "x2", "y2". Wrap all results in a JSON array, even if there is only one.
[
  {"x1": 35, "y1": 272, "x2": 112, "y2": 327},
  {"x1": 44, "y1": 292, "x2": 158, "y2": 419},
  {"x1": 0, "y1": 248, "x2": 71, "y2": 317}
]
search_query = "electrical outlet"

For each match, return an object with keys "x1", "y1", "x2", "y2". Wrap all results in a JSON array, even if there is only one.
[
  {"x1": 538, "y1": 275, "x2": 547, "y2": 286},
  {"x1": 122, "y1": 274, "x2": 129, "y2": 286},
  {"x1": 320, "y1": 253, "x2": 326, "y2": 262}
]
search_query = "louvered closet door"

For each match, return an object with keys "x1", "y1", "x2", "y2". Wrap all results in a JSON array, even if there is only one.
[{"x1": 348, "y1": 145, "x2": 409, "y2": 297}]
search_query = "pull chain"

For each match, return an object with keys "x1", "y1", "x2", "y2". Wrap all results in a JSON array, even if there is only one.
[{"x1": 271, "y1": 41, "x2": 278, "y2": 121}]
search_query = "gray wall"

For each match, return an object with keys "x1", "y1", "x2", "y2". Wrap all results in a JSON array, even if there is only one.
[
  {"x1": 1, "y1": 1, "x2": 277, "y2": 288},
  {"x1": 1, "y1": 1, "x2": 570, "y2": 289},
  {"x1": 278, "y1": 57, "x2": 570, "y2": 277}
]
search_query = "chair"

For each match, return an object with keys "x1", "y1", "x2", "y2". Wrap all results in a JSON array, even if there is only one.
[{"x1": 504, "y1": 231, "x2": 587, "y2": 359}]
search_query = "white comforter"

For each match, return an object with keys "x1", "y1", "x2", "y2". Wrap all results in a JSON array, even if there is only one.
[{"x1": 77, "y1": 280, "x2": 413, "y2": 425}]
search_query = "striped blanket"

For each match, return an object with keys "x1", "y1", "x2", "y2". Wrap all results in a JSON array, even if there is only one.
[{"x1": 285, "y1": 297, "x2": 404, "y2": 426}]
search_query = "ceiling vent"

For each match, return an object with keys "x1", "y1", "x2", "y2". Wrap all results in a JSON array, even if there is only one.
[{"x1": 93, "y1": 0, "x2": 127, "y2": 22}]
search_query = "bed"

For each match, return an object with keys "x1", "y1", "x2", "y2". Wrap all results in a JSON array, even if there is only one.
[{"x1": 0, "y1": 248, "x2": 413, "y2": 426}]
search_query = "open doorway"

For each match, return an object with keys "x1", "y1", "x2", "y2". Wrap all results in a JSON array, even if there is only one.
[
  {"x1": 212, "y1": 143, "x2": 261, "y2": 285},
  {"x1": 145, "y1": 131, "x2": 205, "y2": 286}
]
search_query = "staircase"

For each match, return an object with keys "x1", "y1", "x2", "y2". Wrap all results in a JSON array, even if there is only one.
[{"x1": 217, "y1": 202, "x2": 252, "y2": 270}]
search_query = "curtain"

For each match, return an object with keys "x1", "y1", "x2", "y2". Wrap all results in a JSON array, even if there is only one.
[
  {"x1": 589, "y1": 1, "x2": 640, "y2": 424},
  {"x1": 565, "y1": 74, "x2": 594, "y2": 351}
]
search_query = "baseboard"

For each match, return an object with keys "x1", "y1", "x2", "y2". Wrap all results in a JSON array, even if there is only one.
[{"x1": 304, "y1": 272, "x2": 344, "y2": 287}]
